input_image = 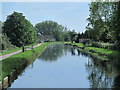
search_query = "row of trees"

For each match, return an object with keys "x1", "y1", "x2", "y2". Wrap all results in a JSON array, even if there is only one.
[
  {"x1": 85, "y1": 1, "x2": 120, "y2": 46},
  {"x1": 35, "y1": 20, "x2": 77, "y2": 41},
  {"x1": 1, "y1": 12, "x2": 78, "y2": 51}
]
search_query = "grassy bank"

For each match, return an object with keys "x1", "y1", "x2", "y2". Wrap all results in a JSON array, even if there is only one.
[
  {"x1": 0, "y1": 43, "x2": 39, "y2": 56},
  {"x1": 0, "y1": 43, "x2": 49, "y2": 81},
  {"x1": 65, "y1": 42, "x2": 120, "y2": 61},
  {"x1": 0, "y1": 42, "x2": 63, "y2": 56}
]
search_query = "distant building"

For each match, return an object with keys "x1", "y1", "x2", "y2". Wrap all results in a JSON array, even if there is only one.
[{"x1": 38, "y1": 35, "x2": 56, "y2": 42}]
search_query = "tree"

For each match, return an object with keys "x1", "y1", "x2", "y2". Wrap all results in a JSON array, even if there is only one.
[
  {"x1": 0, "y1": 21, "x2": 2, "y2": 49},
  {"x1": 86, "y1": 1, "x2": 120, "y2": 44},
  {"x1": 68, "y1": 30, "x2": 77, "y2": 43},
  {"x1": 35, "y1": 20, "x2": 70, "y2": 41},
  {"x1": 0, "y1": 21, "x2": 2, "y2": 33},
  {"x1": 75, "y1": 33, "x2": 81, "y2": 43},
  {"x1": 111, "y1": 2, "x2": 120, "y2": 49},
  {"x1": 0, "y1": 21, "x2": 14, "y2": 50},
  {"x1": 3, "y1": 12, "x2": 36, "y2": 52}
]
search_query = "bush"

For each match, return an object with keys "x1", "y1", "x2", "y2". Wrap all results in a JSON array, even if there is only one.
[
  {"x1": 91, "y1": 42, "x2": 116, "y2": 50},
  {"x1": 0, "y1": 34, "x2": 15, "y2": 50}
]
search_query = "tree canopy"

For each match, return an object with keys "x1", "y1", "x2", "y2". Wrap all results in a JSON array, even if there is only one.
[
  {"x1": 35, "y1": 20, "x2": 71, "y2": 41},
  {"x1": 85, "y1": 1, "x2": 120, "y2": 46},
  {"x1": 3, "y1": 12, "x2": 36, "y2": 47}
]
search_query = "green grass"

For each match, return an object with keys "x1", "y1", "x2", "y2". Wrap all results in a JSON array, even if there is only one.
[
  {"x1": 85, "y1": 47, "x2": 114, "y2": 55},
  {"x1": 74, "y1": 43, "x2": 84, "y2": 47},
  {"x1": 0, "y1": 43, "x2": 39, "y2": 56},
  {"x1": 0, "y1": 47, "x2": 21, "y2": 56},
  {"x1": 74, "y1": 43, "x2": 118, "y2": 55},
  {"x1": 0, "y1": 43, "x2": 49, "y2": 81},
  {"x1": 47, "y1": 41, "x2": 70, "y2": 44},
  {"x1": 67, "y1": 42, "x2": 120, "y2": 61},
  {"x1": 63, "y1": 41, "x2": 71, "y2": 44}
]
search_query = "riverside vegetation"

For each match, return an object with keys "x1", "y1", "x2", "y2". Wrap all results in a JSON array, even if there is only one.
[{"x1": 65, "y1": 42, "x2": 120, "y2": 62}]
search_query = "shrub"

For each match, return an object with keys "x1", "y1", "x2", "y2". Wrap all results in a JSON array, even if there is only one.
[
  {"x1": 0, "y1": 34, "x2": 15, "y2": 50},
  {"x1": 91, "y1": 42, "x2": 116, "y2": 50}
]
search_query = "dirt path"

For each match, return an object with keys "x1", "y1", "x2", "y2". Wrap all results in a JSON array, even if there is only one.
[{"x1": 0, "y1": 43, "x2": 42, "y2": 61}]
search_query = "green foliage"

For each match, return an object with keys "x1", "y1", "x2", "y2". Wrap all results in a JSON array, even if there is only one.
[
  {"x1": 35, "y1": 20, "x2": 71, "y2": 41},
  {"x1": 0, "y1": 21, "x2": 2, "y2": 33},
  {"x1": 70, "y1": 42, "x2": 120, "y2": 61},
  {"x1": 68, "y1": 30, "x2": 77, "y2": 43},
  {"x1": 74, "y1": 43, "x2": 84, "y2": 47},
  {"x1": 0, "y1": 21, "x2": 15, "y2": 50},
  {"x1": 111, "y1": 2, "x2": 120, "y2": 49},
  {"x1": 91, "y1": 42, "x2": 115, "y2": 50},
  {"x1": 0, "y1": 34, "x2": 15, "y2": 50},
  {"x1": 86, "y1": 1, "x2": 120, "y2": 49},
  {"x1": 3, "y1": 11, "x2": 36, "y2": 47}
]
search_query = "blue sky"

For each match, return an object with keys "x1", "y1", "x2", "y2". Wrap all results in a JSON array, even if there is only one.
[{"x1": 2, "y1": 2, "x2": 90, "y2": 33}]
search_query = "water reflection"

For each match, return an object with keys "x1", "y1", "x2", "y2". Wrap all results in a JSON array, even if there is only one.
[
  {"x1": 84, "y1": 51, "x2": 120, "y2": 88},
  {"x1": 8, "y1": 44, "x2": 120, "y2": 88},
  {"x1": 70, "y1": 47, "x2": 76, "y2": 56},
  {"x1": 39, "y1": 44, "x2": 68, "y2": 61},
  {"x1": 77, "y1": 49, "x2": 81, "y2": 56},
  {"x1": 39, "y1": 44, "x2": 78, "y2": 61},
  {"x1": 39, "y1": 44, "x2": 120, "y2": 88}
]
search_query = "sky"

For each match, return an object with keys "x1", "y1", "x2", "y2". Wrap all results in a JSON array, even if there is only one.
[
  {"x1": 2, "y1": 2, "x2": 90, "y2": 33},
  {"x1": 2, "y1": 0, "x2": 92, "y2": 2}
]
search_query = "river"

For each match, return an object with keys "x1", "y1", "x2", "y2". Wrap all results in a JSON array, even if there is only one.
[{"x1": 9, "y1": 44, "x2": 120, "y2": 88}]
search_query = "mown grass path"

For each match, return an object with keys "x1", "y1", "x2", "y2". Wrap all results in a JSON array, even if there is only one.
[{"x1": 0, "y1": 43, "x2": 42, "y2": 61}]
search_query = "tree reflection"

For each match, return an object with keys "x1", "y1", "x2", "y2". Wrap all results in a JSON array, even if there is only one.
[
  {"x1": 70, "y1": 47, "x2": 76, "y2": 56},
  {"x1": 86, "y1": 58, "x2": 120, "y2": 88},
  {"x1": 77, "y1": 49, "x2": 81, "y2": 56},
  {"x1": 39, "y1": 44, "x2": 63, "y2": 61},
  {"x1": 39, "y1": 44, "x2": 120, "y2": 88},
  {"x1": 113, "y1": 74, "x2": 120, "y2": 89},
  {"x1": 39, "y1": 44, "x2": 72, "y2": 61},
  {"x1": 39, "y1": 44, "x2": 80, "y2": 62}
]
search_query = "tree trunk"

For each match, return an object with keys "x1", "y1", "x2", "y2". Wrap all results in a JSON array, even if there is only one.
[{"x1": 22, "y1": 44, "x2": 25, "y2": 52}]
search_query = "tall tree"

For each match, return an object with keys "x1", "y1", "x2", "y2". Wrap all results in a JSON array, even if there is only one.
[
  {"x1": 3, "y1": 12, "x2": 36, "y2": 51},
  {"x1": 111, "y1": 2, "x2": 120, "y2": 49},
  {"x1": 86, "y1": 1, "x2": 120, "y2": 44}
]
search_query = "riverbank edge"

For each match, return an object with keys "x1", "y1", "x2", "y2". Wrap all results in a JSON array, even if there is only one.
[
  {"x1": 64, "y1": 43, "x2": 118, "y2": 62},
  {"x1": 0, "y1": 43, "x2": 49, "y2": 89}
]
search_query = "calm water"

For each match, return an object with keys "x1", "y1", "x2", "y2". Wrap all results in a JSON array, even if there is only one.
[{"x1": 9, "y1": 44, "x2": 120, "y2": 88}]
